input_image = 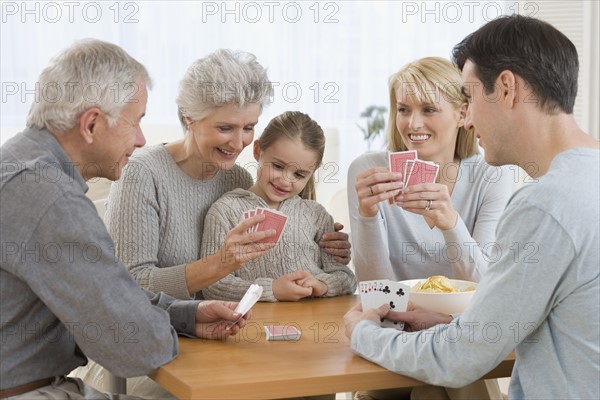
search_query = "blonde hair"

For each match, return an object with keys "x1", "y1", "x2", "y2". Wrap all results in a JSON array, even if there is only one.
[
  {"x1": 257, "y1": 111, "x2": 325, "y2": 201},
  {"x1": 387, "y1": 57, "x2": 478, "y2": 159}
]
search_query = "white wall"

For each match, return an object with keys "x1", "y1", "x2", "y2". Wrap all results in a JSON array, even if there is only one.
[
  {"x1": 524, "y1": 0, "x2": 599, "y2": 139},
  {"x1": 2, "y1": 1, "x2": 597, "y2": 191}
]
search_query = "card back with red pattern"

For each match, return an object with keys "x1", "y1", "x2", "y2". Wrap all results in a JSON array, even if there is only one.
[
  {"x1": 404, "y1": 159, "x2": 439, "y2": 187},
  {"x1": 254, "y1": 208, "x2": 288, "y2": 243}
]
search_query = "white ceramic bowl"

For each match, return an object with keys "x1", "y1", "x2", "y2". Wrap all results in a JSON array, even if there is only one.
[{"x1": 399, "y1": 279, "x2": 477, "y2": 315}]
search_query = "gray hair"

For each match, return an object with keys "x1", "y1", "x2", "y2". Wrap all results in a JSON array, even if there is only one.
[
  {"x1": 26, "y1": 39, "x2": 152, "y2": 134},
  {"x1": 176, "y1": 49, "x2": 272, "y2": 132}
]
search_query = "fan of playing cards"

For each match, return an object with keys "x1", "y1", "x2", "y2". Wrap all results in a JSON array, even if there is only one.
[
  {"x1": 389, "y1": 150, "x2": 439, "y2": 187},
  {"x1": 359, "y1": 279, "x2": 410, "y2": 330},
  {"x1": 243, "y1": 208, "x2": 288, "y2": 244}
]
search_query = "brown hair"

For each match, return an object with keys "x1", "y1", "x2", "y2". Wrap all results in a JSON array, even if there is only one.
[
  {"x1": 387, "y1": 57, "x2": 479, "y2": 159},
  {"x1": 257, "y1": 111, "x2": 325, "y2": 200}
]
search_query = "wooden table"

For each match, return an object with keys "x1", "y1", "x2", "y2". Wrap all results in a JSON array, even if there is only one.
[{"x1": 149, "y1": 295, "x2": 514, "y2": 400}]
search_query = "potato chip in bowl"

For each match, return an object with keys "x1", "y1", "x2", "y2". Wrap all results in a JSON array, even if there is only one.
[{"x1": 399, "y1": 276, "x2": 477, "y2": 314}]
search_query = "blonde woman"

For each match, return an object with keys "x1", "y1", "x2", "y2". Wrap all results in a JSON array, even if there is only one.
[
  {"x1": 349, "y1": 57, "x2": 511, "y2": 400},
  {"x1": 349, "y1": 57, "x2": 512, "y2": 284}
]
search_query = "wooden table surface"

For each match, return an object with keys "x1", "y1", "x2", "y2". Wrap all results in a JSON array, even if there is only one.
[{"x1": 149, "y1": 295, "x2": 514, "y2": 400}]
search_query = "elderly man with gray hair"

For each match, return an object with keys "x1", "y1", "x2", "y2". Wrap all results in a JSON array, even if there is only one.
[{"x1": 0, "y1": 39, "x2": 265, "y2": 399}]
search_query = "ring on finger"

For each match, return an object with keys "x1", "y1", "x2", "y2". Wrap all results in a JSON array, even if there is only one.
[
  {"x1": 369, "y1": 186, "x2": 375, "y2": 195},
  {"x1": 425, "y1": 199, "x2": 433, "y2": 211}
]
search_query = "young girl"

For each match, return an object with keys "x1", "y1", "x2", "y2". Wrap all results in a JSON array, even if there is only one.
[{"x1": 201, "y1": 111, "x2": 357, "y2": 302}]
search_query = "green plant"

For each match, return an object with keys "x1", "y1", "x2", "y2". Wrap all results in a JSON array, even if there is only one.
[{"x1": 356, "y1": 105, "x2": 387, "y2": 150}]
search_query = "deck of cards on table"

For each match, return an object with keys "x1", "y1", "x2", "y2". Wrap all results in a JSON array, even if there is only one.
[
  {"x1": 359, "y1": 280, "x2": 410, "y2": 330},
  {"x1": 389, "y1": 150, "x2": 439, "y2": 187},
  {"x1": 243, "y1": 208, "x2": 288, "y2": 243},
  {"x1": 264, "y1": 325, "x2": 302, "y2": 341}
]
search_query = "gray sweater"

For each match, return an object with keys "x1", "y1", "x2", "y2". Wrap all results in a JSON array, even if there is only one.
[
  {"x1": 202, "y1": 189, "x2": 357, "y2": 302},
  {"x1": 0, "y1": 129, "x2": 198, "y2": 389},
  {"x1": 351, "y1": 148, "x2": 600, "y2": 399},
  {"x1": 105, "y1": 144, "x2": 253, "y2": 300}
]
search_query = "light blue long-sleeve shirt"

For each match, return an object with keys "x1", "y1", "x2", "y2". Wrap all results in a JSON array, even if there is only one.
[{"x1": 351, "y1": 148, "x2": 600, "y2": 399}]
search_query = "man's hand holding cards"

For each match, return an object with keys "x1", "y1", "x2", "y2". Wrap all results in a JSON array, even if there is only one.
[
  {"x1": 243, "y1": 208, "x2": 288, "y2": 244},
  {"x1": 359, "y1": 279, "x2": 410, "y2": 330},
  {"x1": 230, "y1": 284, "x2": 263, "y2": 326}
]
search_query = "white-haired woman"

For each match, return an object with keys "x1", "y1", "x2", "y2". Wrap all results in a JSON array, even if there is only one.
[{"x1": 106, "y1": 49, "x2": 351, "y2": 303}]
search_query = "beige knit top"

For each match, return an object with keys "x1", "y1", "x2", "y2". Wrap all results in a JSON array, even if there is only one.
[{"x1": 201, "y1": 188, "x2": 357, "y2": 302}]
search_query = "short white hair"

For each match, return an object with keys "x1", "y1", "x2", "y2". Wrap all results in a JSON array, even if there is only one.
[
  {"x1": 176, "y1": 49, "x2": 272, "y2": 132},
  {"x1": 26, "y1": 39, "x2": 152, "y2": 134}
]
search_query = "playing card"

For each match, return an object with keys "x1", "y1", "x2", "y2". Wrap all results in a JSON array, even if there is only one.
[
  {"x1": 249, "y1": 210, "x2": 257, "y2": 232},
  {"x1": 231, "y1": 284, "x2": 263, "y2": 324},
  {"x1": 243, "y1": 210, "x2": 252, "y2": 233},
  {"x1": 359, "y1": 280, "x2": 388, "y2": 310},
  {"x1": 359, "y1": 279, "x2": 410, "y2": 330},
  {"x1": 404, "y1": 159, "x2": 439, "y2": 187},
  {"x1": 264, "y1": 325, "x2": 302, "y2": 341},
  {"x1": 243, "y1": 209, "x2": 258, "y2": 233},
  {"x1": 389, "y1": 150, "x2": 417, "y2": 183},
  {"x1": 254, "y1": 208, "x2": 288, "y2": 243}
]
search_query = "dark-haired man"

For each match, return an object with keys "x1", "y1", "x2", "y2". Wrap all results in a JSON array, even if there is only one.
[{"x1": 345, "y1": 15, "x2": 599, "y2": 399}]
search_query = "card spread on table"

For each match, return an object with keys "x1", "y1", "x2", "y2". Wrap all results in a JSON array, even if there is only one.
[
  {"x1": 242, "y1": 207, "x2": 288, "y2": 243},
  {"x1": 359, "y1": 279, "x2": 410, "y2": 330},
  {"x1": 264, "y1": 325, "x2": 302, "y2": 341}
]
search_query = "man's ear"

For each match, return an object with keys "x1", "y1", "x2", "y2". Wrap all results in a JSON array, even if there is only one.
[
  {"x1": 78, "y1": 108, "x2": 103, "y2": 144},
  {"x1": 253, "y1": 140, "x2": 261, "y2": 161},
  {"x1": 497, "y1": 70, "x2": 517, "y2": 108}
]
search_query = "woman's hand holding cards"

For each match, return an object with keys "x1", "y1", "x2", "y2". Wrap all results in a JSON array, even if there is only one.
[
  {"x1": 355, "y1": 166, "x2": 404, "y2": 217},
  {"x1": 387, "y1": 150, "x2": 457, "y2": 230},
  {"x1": 216, "y1": 214, "x2": 277, "y2": 274},
  {"x1": 399, "y1": 183, "x2": 458, "y2": 230}
]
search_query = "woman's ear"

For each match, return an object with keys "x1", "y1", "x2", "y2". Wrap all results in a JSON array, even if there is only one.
[
  {"x1": 457, "y1": 102, "x2": 468, "y2": 128},
  {"x1": 184, "y1": 116, "x2": 194, "y2": 131},
  {"x1": 253, "y1": 140, "x2": 261, "y2": 161}
]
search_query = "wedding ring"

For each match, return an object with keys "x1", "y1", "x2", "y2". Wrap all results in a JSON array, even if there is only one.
[
  {"x1": 369, "y1": 186, "x2": 374, "y2": 195},
  {"x1": 425, "y1": 199, "x2": 432, "y2": 211}
]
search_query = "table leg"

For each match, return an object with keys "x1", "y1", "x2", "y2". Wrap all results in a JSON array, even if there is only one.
[{"x1": 107, "y1": 373, "x2": 126, "y2": 394}]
